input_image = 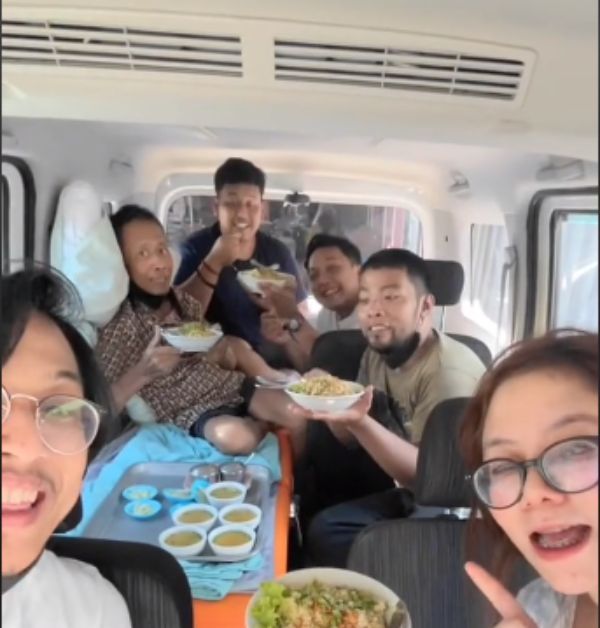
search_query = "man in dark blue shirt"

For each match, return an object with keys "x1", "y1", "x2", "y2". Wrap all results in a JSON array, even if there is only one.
[{"x1": 174, "y1": 158, "x2": 307, "y2": 351}]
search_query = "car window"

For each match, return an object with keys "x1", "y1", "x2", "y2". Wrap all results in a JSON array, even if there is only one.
[
  {"x1": 550, "y1": 211, "x2": 598, "y2": 330},
  {"x1": 1, "y1": 158, "x2": 34, "y2": 272},
  {"x1": 166, "y1": 195, "x2": 422, "y2": 261}
]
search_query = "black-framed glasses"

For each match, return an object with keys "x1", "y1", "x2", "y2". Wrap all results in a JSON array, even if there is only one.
[
  {"x1": 2, "y1": 386, "x2": 101, "y2": 455},
  {"x1": 468, "y1": 436, "x2": 598, "y2": 509}
]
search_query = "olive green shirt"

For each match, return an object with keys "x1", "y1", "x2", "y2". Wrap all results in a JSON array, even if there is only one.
[{"x1": 358, "y1": 331, "x2": 486, "y2": 443}]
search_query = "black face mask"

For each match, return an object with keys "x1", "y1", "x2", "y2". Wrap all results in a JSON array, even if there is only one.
[
  {"x1": 375, "y1": 332, "x2": 421, "y2": 369},
  {"x1": 128, "y1": 280, "x2": 167, "y2": 311}
]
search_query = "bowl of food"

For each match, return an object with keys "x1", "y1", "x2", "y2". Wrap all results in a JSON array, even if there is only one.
[
  {"x1": 172, "y1": 503, "x2": 218, "y2": 530},
  {"x1": 121, "y1": 484, "x2": 158, "y2": 501},
  {"x1": 237, "y1": 267, "x2": 294, "y2": 296},
  {"x1": 208, "y1": 525, "x2": 256, "y2": 558},
  {"x1": 246, "y1": 568, "x2": 411, "y2": 628},
  {"x1": 158, "y1": 525, "x2": 207, "y2": 558},
  {"x1": 162, "y1": 487, "x2": 194, "y2": 504},
  {"x1": 218, "y1": 503, "x2": 262, "y2": 530},
  {"x1": 285, "y1": 376, "x2": 365, "y2": 412},
  {"x1": 161, "y1": 321, "x2": 223, "y2": 353},
  {"x1": 124, "y1": 499, "x2": 162, "y2": 520},
  {"x1": 205, "y1": 481, "x2": 247, "y2": 510}
]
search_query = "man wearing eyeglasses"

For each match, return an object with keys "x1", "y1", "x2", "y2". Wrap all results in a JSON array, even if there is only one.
[{"x1": 2, "y1": 268, "x2": 131, "y2": 628}]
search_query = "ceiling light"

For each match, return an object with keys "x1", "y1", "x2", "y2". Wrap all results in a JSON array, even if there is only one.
[{"x1": 448, "y1": 170, "x2": 470, "y2": 195}]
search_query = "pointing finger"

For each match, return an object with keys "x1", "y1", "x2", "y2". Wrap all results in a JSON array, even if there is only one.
[{"x1": 465, "y1": 562, "x2": 535, "y2": 626}]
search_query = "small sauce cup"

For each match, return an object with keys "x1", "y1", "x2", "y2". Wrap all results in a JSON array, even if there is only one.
[
  {"x1": 159, "y1": 525, "x2": 207, "y2": 558},
  {"x1": 204, "y1": 481, "x2": 247, "y2": 510},
  {"x1": 208, "y1": 524, "x2": 256, "y2": 557}
]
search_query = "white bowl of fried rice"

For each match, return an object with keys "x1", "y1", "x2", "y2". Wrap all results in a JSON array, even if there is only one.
[
  {"x1": 285, "y1": 375, "x2": 365, "y2": 412},
  {"x1": 245, "y1": 567, "x2": 411, "y2": 628},
  {"x1": 161, "y1": 322, "x2": 223, "y2": 353},
  {"x1": 237, "y1": 267, "x2": 294, "y2": 296}
]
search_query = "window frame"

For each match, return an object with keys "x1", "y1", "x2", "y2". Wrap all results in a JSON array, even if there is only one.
[
  {"x1": 1, "y1": 174, "x2": 10, "y2": 270},
  {"x1": 525, "y1": 187, "x2": 598, "y2": 336},
  {"x1": 1, "y1": 156, "x2": 36, "y2": 270}
]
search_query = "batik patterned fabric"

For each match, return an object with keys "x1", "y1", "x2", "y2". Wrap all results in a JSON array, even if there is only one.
[{"x1": 96, "y1": 289, "x2": 245, "y2": 429}]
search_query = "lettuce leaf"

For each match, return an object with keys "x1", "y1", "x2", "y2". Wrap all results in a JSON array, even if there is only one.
[{"x1": 251, "y1": 582, "x2": 288, "y2": 628}]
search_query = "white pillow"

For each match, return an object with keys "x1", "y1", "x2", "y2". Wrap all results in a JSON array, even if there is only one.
[{"x1": 50, "y1": 181, "x2": 128, "y2": 327}]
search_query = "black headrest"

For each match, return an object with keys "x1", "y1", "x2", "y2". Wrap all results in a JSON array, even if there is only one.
[
  {"x1": 425, "y1": 260, "x2": 465, "y2": 306},
  {"x1": 310, "y1": 329, "x2": 368, "y2": 381},
  {"x1": 414, "y1": 397, "x2": 473, "y2": 507}
]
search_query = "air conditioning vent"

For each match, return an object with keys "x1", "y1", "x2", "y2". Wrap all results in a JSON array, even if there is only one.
[
  {"x1": 274, "y1": 39, "x2": 527, "y2": 101},
  {"x1": 1, "y1": 20, "x2": 242, "y2": 77}
]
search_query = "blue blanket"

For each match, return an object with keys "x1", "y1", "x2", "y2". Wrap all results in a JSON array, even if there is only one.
[{"x1": 69, "y1": 424, "x2": 281, "y2": 538}]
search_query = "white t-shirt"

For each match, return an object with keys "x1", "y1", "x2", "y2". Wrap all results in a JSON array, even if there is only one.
[
  {"x1": 517, "y1": 578, "x2": 577, "y2": 628},
  {"x1": 3, "y1": 550, "x2": 131, "y2": 628},
  {"x1": 315, "y1": 307, "x2": 360, "y2": 334}
]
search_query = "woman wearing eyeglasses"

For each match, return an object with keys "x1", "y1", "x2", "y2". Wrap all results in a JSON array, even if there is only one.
[
  {"x1": 1, "y1": 267, "x2": 131, "y2": 628},
  {"x1": 460, "y1": 329, "x2": 598, "y2": 628}
]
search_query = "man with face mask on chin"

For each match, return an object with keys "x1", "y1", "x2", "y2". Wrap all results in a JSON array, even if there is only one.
[
  {"x1": 354, "y1": 248, "x2": 486, "y2": 443},
  {"x1": 301, "y1": 248, "x2": 485, "y2": 568}
]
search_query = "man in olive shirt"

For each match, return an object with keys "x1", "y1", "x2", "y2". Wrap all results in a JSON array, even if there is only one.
[
  {"x1": 303, "y1": 248, "x2": 485, "y2": 567},
  {"x1": 357, "y1": 319, "x2": 484, "y2": 445}
]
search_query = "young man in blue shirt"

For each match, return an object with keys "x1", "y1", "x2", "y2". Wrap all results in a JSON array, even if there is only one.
[{"x1": 175, "y1": 158, "x2": 308, "y2": 353}]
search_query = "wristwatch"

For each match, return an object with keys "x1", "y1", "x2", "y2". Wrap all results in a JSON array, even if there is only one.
[
  {"x1": 286, "y1": 318, "x2": 302, "y2": 333},
  {"x1": 284, "y1": 317, "x2": 302, "y2": 342}
]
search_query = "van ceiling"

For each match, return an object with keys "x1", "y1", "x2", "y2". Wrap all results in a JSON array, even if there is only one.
[{"x1": 2, "y1": 0, "x2": 598, "y2": 162}]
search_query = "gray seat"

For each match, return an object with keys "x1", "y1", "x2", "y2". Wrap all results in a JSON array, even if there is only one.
[
  {"x1": 349, "y1": 518, "x2": 484, "y2": 627},
  {"x1": 447, "y1": 333, "x2": 492, "y2": 367},
  {"x1": 412, "y1": 397, "x2": 472, "y2": 509},
  {"x1": 348, "y1": 518, "x2": 536, "y2": 628},
  {"x1": 347, "y1": 398, "x2": 536, "y2": 628}
]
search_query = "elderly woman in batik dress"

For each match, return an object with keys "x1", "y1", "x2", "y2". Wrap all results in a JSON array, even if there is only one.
[{"x1": 96, "y1": 205, "x2": 306, "y2": 457}]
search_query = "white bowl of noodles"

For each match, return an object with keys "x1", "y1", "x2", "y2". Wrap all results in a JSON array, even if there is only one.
[
  {"x1": 285, "y1": 376, "x2": 365, "y2": 412},
  {"x1": 237, "y1": 267, "x2": 294, "y2": 296},
  {"x1": 245, "y1": 567, "x2": 411, "y2": 628},
  {"x1": 161, "y1": 322, "x2": 223, "y2": 353}
]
